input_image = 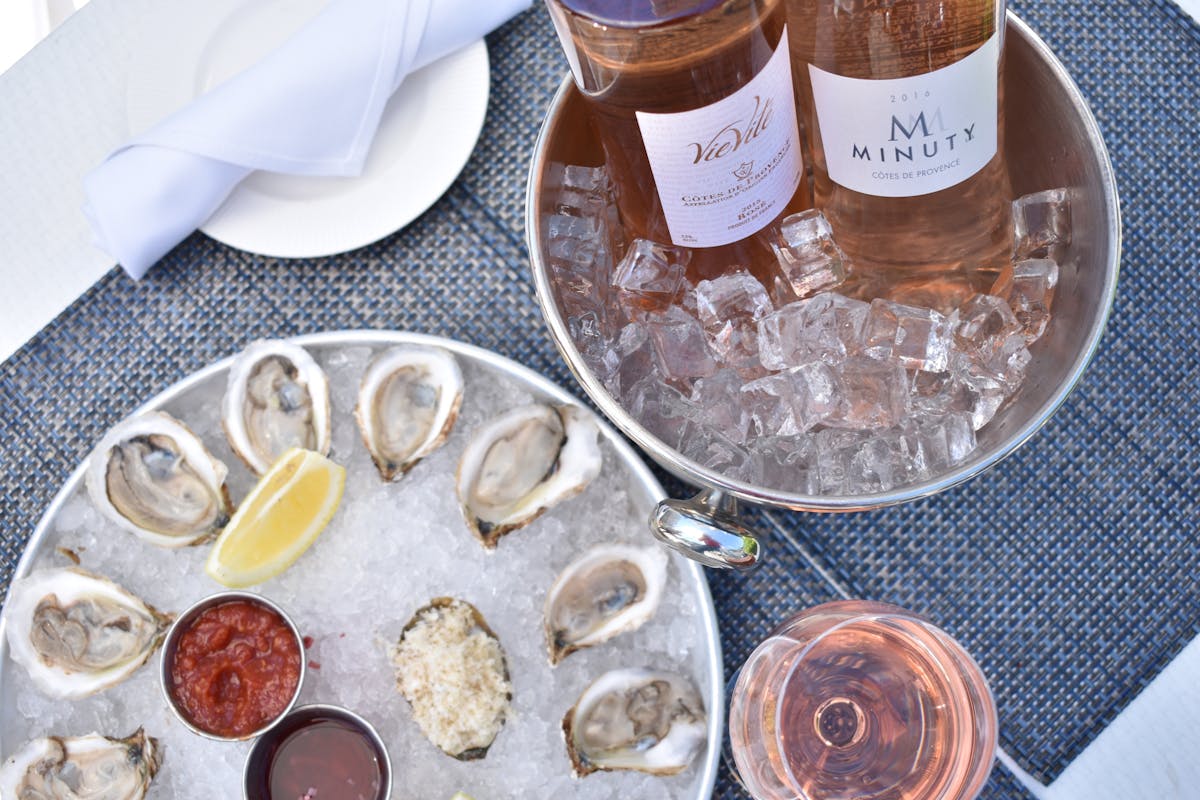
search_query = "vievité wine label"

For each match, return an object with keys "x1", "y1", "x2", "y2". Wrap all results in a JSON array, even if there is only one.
[{"x1": 635, "y1": 27, "x2": 803, "y2": 248}]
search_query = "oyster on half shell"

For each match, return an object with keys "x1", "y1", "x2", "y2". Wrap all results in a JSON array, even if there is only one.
[
  {"x1": 544, "y1": 544, "x2": 668, "y2": 665},
  {"x1": 456, "y1": 403, "x2": 602, "y2": 548},
  {"x1": 563, "y1": 668, "x2": 707, "y2": 778},
  {"x1": 390, "y1": 598, "x2": 512, "y2": 761},
  {"x1": 4, "y1": 568, "x2": 173, "y2": 699},
  {"x1": 86, "y1": 411, "x2": 232, "y2": 548},
  {"x1": 0, "y1": 729, "x2": 161, "y2": 800},
  {"x1": 355, "y1": 346, "x2": 463, "y2": 480},
  {"x1": 222, "y1": 340, "x2": 331, "y2": 475}
]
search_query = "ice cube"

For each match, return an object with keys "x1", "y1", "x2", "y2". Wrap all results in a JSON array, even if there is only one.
[
  {"x1": 694, "y1": 270, "x2": 773, "y2": 375},
  {"x1": 678, "y1": 279, "x2": 700, "y2": 317},
  {"x1": 617, "y1": 318, "x2": 648, "y2": 353},
  {"x1": 546, "y1": 162, "x2": 608, "y2": 196},
  {"x1": 603, "y1": 322, "x2": 654, "y2": 399},
  {"x1": 991, "y1": 258, "x2": 1059, "y2": 343},
  {"x1": 550, "y1": 266, "x2": 603, "y2": 322},
  {"x1": 757, "y1": 436, "x2": 819, "y2": 495},
  {"x1": 909, "y1": 370, "x2": 954, "y2": 415},
  {"x1": 862, "y1": 298, "x2": 954, "y2": 372},
  {"x1": 757, "y1": 292, "x2": 869, "y2": 370},
  {"x1": 740, "y1": 373, "x2": 804, "y2": 437},
  {"x1": 546, "y1": 219, "x2": 601, "y2": 266},
  {"x1": 642, "y1": 305, "x2": 718, "y2": 382},
  {"x1": 826, "y1": 358, "x2": 908, "y2": 430},
  {"x1": 751, "y1": 360, "x2": 855, "y2": 433},
  {"x1": 956, "y1": 386, "x2": 1005, "y2": 432},
  {"x1": 910, "y1": 371, "x2": 1006, "y2": 431},
  {"x1": 613, "y1": 239, "x2": 690, "y2": 311},
  {"x1": 756, "y1": 304, "x2": 805, "y2": 370},
  {"x1": 625, "y1": 375, "x2": 698, "y2": 448},
  {"x1": 545, "y1": 212, "x2": 602, "y2": 256},
  {"x1": 1013, "y1": 188, "x2": 1071, "y2": 260},
  {"x1": 691, "y1": 369, "x2": 753, "y2": 444},
  {"x1": 813, "y1": 429, "x2": 870, "y2": 494},
  {"x1": 545, "y1": 163, "x2": 611, "y2": 220},
  {"x1": 555, "y1": 187, "x2": 607, "y2": 221},
  {"x1": 847, "y1": 434, "x2": 914, "y2": 493},
  {"x1": 790, "y1": 360, "x2": 842, "y2": 427},
  {"x1": 951, "y1": 294, "x2": 1031, "y2": 394},
  {"x1": 545, "y1": 211, "x2": 615, "y2": 320},
  {"x1": 901, "y1": 412, "x2": 977, "y2": 476},
  {"x1": 694, "y1": 270, "x2": 773, "y2": 327},
  {"x1": 546, "y1": 214, "x2": 606, "y2": 288},
  {"x1": 681, "y1": 428, "x2": 762, "y2": 484},
  {"x1": 567, "y1": 310, "x2": 620, "y2": 382},
  {"x1": 766, "y1": 209, "x2": 849, "y2": 299},
  {"x1": 543, "y1": 164, "x2": 625, "y2": 312},
  {"x1": 561, "y1": 163, "x2": 606, "y2": 188},
  {"x1": 550, "y1": 269, "x2": 608, "y2": 323},
  {"x1": 739, "y1": 367, "x2": 844, "y2": 438}
]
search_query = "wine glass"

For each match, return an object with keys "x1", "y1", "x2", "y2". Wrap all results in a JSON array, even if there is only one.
[{"x1": 728, "y1": 600, "x2": 997, "y2": 800}]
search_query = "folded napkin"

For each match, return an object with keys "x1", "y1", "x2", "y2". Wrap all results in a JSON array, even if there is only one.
[{"x1": 84, "y1": 0, "x2": 531, "y2": 279}]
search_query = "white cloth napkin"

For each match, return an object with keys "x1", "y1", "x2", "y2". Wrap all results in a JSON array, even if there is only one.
[{"x1": 83, "y1": 0, "x2": 531, "y2": 279}]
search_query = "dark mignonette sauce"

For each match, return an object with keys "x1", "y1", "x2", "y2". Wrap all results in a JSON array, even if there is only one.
[{"x1": 248, "y1": 711, "x2": 386, "y2": 800}]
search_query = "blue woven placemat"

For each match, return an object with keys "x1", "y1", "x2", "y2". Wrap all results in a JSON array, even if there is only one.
[{"x1": 2, "y1": 1, "x2": 1198, "y2": 797}]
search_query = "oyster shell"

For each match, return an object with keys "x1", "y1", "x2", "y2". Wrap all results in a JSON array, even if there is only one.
[
  {"x1": 0, "y1": 729, "x2": 161, "y2": 800},
  {"x1": 544, "y1": 544, "x2": 668, "y2": 665},
  {"x1": 4, "y1": 568, "x2": 172, "y2": 699},
  {"x1": 456, "y1": 403, "x2": 602, "y2": 548},
  {"x1": 563, "y1": 667, "x2": 707, "y2": 777},
  {"x1": 222, "y1": 340, "x2": 332, "y2": 475},
  {"x1": 355, "y1": 346, "x2": 463, "y2": 480},
  {"x1": 390, "y1": 598, "x2": 512, "y2": 761},
  {"x1": 86, "y1": 411, "x2": 232, "y2": 548}
]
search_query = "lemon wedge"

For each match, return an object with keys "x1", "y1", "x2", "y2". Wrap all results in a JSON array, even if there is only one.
[
  {"x1": 205, "y1": 448, "x2": 345, "y2": 587},
  {"x1": 449, "y1": 794, "x2": 476, "y2": 800}
]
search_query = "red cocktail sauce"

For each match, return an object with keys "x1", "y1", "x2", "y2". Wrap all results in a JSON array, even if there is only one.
[{"x1": 169, "y1": 599, "x2": 301, "y2": 738}]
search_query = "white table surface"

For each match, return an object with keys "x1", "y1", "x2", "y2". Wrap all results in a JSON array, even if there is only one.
[
  {"x1": 1, "y1": 3, "x2": 1199, "y2": 796},
  {"x1": 0, "y1": 0, "x2": 150, "y2": 362}
]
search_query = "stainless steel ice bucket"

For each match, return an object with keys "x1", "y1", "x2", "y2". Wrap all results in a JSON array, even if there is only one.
[{"x1": 525, "y1": 13, "x2": 1121, "y2": 570}]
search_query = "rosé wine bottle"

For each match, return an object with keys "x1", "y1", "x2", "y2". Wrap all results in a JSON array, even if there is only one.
[
  {"x1": 786, "y1": 0, "x2": 1012, "y2": 306},
  {"x1": 544, "y1": 0, "x2": 813, "y2": 282},
  {"x1": 729, "y1": 600, "x2": 997, "y2": 800}
]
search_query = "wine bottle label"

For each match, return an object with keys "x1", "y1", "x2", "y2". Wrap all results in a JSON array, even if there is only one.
[
  {"x1": 808, "y1": 33, "x2": 1000, "y2": 198},
  {"x1": 636, "y1": 27, "x2": 803, "y2": 249}
]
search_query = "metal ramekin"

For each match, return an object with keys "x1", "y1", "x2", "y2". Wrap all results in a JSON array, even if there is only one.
[
  {"x1": 243, "y1": 703, "x2": 393, "y2": 800},
  {"x1": 160, "y1": 591, "x2": 307, "y2": 742},
  {"x1": 525, "y1": 12, "x2": 1121, "y2": 571}
]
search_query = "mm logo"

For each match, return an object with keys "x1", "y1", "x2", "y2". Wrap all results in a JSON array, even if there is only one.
[{"x1": 889, "y1": 109, "x2": 947, "y2": 141}]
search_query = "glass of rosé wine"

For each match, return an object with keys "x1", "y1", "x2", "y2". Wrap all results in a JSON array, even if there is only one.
[{"x1": 728, "y1": 600, "x2": 997, "y2": 800}]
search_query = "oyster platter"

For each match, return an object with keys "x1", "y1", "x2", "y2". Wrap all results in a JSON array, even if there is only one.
[{"x1": 0, "y1": 332, "x2": 722, "y2": 799}]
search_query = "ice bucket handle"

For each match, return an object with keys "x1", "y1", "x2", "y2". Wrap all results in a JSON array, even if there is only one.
[{"x1": 650, "y1": 489, "x2": 762, "y2": 570}]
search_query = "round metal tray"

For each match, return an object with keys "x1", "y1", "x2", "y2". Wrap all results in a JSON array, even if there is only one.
[{"x1": 0, "y1": 330, "x2": 723, "y2": 800}]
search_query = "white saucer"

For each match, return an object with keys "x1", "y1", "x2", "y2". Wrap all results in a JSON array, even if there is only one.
[{"x1": 126, "y1": 0, "x2": 490, "y2": 259}]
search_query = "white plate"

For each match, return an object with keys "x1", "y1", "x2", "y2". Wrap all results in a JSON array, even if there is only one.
[{"x1": 126, "y1": 0, "x2": 490, "y2": 258}]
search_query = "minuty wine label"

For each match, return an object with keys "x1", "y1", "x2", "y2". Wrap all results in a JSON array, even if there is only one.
[
  {"x1": 636, "y1": 27, "x2": 803, "y2": 249},
  {"x1": 808, "y1": 33, "x2": 1000, "y2": 198}
]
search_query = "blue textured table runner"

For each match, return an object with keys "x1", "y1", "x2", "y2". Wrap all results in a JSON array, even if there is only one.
[{"x1": 2, "y1": 2, "x2": 1199, "y2": 797}]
